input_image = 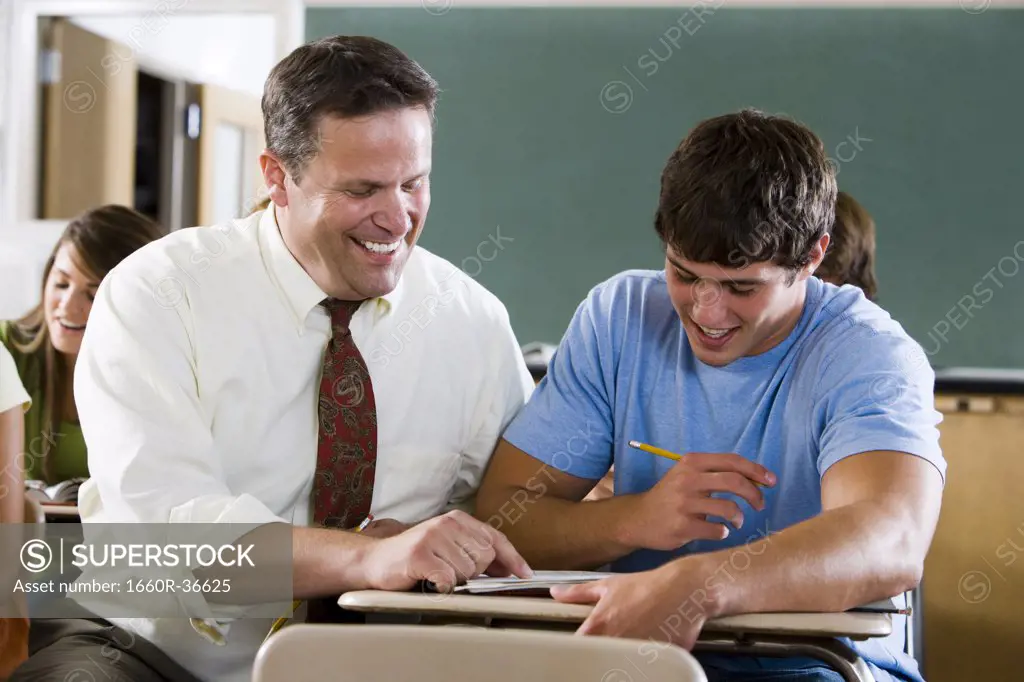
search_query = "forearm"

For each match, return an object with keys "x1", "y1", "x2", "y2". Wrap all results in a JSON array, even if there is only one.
[
  {"x1": 480, "y1": 487, "x2": 639, "y2": 570},
  {"x1": 685, "y1": 499, "x2": 924, "y2": 619},
  {"x1": 0, "y1": 409, "x2": 24, "y2": 523},
  {"x1": 291, "y1": 526, "x2": 377, "y2": 599},
  {"x1": 0, "y1": 470, "x2": 23, "y2": 523}
]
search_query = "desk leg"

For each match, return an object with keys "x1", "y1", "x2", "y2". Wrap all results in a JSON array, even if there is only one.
[{"x1": 695, "y1": 636, "x2": 874, "y2": 682}]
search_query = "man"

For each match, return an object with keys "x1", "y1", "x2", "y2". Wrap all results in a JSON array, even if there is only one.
[
  {"x1": 818, "y1": 190, "x2": 879, "y2": 301},
  {"x1": 13, "y1": 36, "x2": 532, "y2": 682},
  {"x1": 476, "y1": 110, "x2": 944, "y2": 682}
]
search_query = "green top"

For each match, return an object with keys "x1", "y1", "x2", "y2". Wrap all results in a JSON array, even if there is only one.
[{"x1": 0, "y1": 321, "x2": 89, "y2": 483}]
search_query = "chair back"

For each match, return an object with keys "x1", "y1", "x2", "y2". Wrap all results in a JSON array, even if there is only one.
[{"x1": 253, "y1": 624, "x2": 707, "y2": 682}]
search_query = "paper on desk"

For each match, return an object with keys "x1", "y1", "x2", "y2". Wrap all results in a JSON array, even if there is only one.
[
  {"x1": 453, "y1": 571, "x2": 616, "y2": 594},
  {"x1": 849, "y1": 597, "x2": 908, "y2": 615}
]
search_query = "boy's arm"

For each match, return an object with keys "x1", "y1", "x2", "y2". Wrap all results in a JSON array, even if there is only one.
[
  {"x1": 476, "y1": 439, "x2": 774, "y2": 569},
  {"x1": 476, "y1": 440, "x2": 631, "y2": 569},
  {"x1": 551, "y1": 450, "x2": 941, "y2": 647}
]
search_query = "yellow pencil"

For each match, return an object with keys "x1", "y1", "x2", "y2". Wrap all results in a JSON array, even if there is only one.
[
  {"x1": 628, "y1": 440, "x2": 682, "y2": 461},
  {"x1": 263, "y1": 514, "x2": 375, "y2": 642},
  {"x1": 628, "y1": 440, "x2": 769, "y2": 487}
]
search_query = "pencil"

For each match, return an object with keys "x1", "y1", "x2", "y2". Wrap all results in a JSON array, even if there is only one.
[
  {"x1": 355, "y1": 514, "x2": 375, "y2": 533},
  {"x1": 264, "y1": 514, "x2": 375, "y2": 642},
  {"x1": 628, "y1": 440, "x2": 682, "y2": 461},
  {"x1": 629, "y1": 440, "x2": 769, "y2": 487}
]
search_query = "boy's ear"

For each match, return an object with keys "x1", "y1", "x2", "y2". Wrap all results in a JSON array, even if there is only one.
[{"x1": 807, "y1": 233, "x2": 831, "y2": 275}]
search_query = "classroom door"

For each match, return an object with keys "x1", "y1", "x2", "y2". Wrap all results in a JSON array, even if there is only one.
[
  {"x1": 41, "y1": 18, "x2": 138, "y2": 219},
  {"x1": 196, "y1": 84, "x2": 265, "y2": 225}
]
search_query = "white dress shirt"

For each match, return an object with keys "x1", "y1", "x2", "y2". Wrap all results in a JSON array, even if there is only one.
[{"x1": 74, "y1": 206, "x2": 534, "y2": 682}]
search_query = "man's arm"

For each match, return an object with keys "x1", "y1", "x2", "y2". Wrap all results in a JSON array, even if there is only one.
[
  {"x1": 476, "y1": 440, "x2": 772, "y2": 570},
  {"x1": 446, "y1": 300, "x2": 535, "y2": 516},
  {"x1": 0, "y1": 406, "x2": 24, "y2": 523},
  {"x1": 0, "y1": 342, "x2": 28, "y2": 524},
  {"x1": 707, "y1": 450, "x2": 941, "y2": 615},
  {"x1": 552, "y1": 450, "x2": 942, "y2": 645},
  {"x1": 476, "y1": 440, "x2": 633, "y2": 569},
  {"x1": 76, "y1": 268, "x2": 291, "y2": 529},
  {"x1": 291, "y1": 511, "x2": 532, "y2": 598}
]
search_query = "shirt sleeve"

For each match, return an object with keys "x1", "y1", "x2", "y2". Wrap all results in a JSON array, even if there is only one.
[
  {"x1": 0, "y1": 344, "x2": 30, "y2": 414},
  {"x1": 75, "y1": 265, "x2": 289, "y2": 526},
  {"x1": 447, "y1": 302, "x2": 536, "y2": 513},
  {"x1": 815, "y1": 327, "x2": 946, "y2": 483},
  {"x1": 500, "y1": 289, "x2": 615, "y2": 481}
]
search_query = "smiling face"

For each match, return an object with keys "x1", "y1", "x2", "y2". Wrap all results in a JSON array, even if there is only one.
[
  {"x1": 43, "y1": 243, "x2": 99, "y2": 356},
  {"x1": 665, "y1": 238, "x2": 827, "y2": 366},
  {"x1": 264, "y1": 107, "x2": 432, "y2": 301}
]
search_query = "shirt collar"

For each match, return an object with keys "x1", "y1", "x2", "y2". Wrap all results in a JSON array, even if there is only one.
[{"x1": 259, "y1": 204, "x2": 407, "y2": 326}]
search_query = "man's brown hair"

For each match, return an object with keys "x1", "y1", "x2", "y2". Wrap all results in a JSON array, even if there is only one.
[
  {"x1": 655, "y1": 109, "x2": 837, "y2": 278},
  {"x1": 262, "y1": 35, "x2": 439, "y2": 183}
]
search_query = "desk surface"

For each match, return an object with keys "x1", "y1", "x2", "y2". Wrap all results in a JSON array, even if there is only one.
[
  {"x1": 40, "y1": 503, "x2": 79, "y2": 518},
  {"x1": 338, "y1": 590, "x2": 892, "y2": 640}
]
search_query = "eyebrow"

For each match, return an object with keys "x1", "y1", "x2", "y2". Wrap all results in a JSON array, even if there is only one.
[
  {"x1": 55, "y1": 268, "x2": 100, "y2": 287},
  {"x1": 666, "y1": 256, "x2": 766, "y2": 287}
]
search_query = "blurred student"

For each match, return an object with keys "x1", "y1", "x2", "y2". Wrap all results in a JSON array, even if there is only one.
[
  {"x1": 817, "y1": 190, "x2": 878, "y2": 301},
  {"x1": 0, "y1": 343, "x2": 31, "y2": 678},
  {"x1": 13, "y1": 36, "x2": 532, "y2": 682},
  {"x1": 0, "y1": 206, "x2": 163, "y2": 488}
]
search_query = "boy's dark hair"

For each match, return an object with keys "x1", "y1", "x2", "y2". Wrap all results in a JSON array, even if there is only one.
[
  {"x1": 262, "y1": 35, "x2": 439, "y2": 183},
  {"x1": 818, "y1": 191, "x2": 878, "y2": 301},
  {"x1": 655, "y1": 109, "x2": 837, "y2": 277}
]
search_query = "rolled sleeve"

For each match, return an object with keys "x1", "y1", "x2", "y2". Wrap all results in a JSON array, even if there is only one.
[
  {"x1": 75, "y1": 266, "x2": 287, "y2": 527},
  {"x1": 502, "y1": 293, "x2": 615, "y2": 481},
  {"x1": 816, "y1": 331, "x2": 946, "y2": 483}
]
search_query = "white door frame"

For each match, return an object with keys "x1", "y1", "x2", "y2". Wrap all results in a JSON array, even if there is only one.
[{"x1": 2, "y1": 0, "x2": 304, "y2": 233}]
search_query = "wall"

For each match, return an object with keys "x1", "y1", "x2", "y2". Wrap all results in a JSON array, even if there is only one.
[
  {"x1": 71, "y1": 14, "x2": 275, "y2": 97},
  {"x1": 0, "y1": 12, "x2": 275, "y2": 321},
  {"x1": 307, "y1": 5, "x2": 1024, "y2": 369}
]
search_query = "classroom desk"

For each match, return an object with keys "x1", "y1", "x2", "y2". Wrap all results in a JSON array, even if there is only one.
[
  {"x1": 40, "y1": 503, "x2": 79, "y2": 520},
  {"x1": 339, "y1": 590, "x2": 889, "y2": 682}
]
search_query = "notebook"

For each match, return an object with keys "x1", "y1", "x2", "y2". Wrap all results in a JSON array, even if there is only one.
[
  {"x1": 25, "y1": 477, "x2": 86, "y2": 505},
  {"x1": 451, "y1": 571, "x2": 616, "y2": 594}
]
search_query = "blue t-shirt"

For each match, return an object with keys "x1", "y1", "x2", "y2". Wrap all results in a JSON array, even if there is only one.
[{"x1": 502, "y1": 270, "x2": 945, "y2": 682}]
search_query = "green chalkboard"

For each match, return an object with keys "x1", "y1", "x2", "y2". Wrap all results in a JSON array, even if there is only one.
[{"x1": 307, "y1": 6, "x2": 1024, "y2": 368}]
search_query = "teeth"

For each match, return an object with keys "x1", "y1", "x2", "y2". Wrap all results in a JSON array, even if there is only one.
[
  {"x1": 699, "y1": 325, "x2": 731, "y2": 338},
  {"x1": 358, "y1": 239, "x2": 400, "y2": 254},
  {"x1": 59, "y1": 320, "x2": 86, "y2": 330}
]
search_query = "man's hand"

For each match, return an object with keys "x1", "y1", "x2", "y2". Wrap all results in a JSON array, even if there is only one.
[
  {"x1": 550, "y1": 561, "x2": 715, "y2": 649},
  {"x1": 362, "y1": 510, "x2": 533, "y2": 592},
  {"x1": 621, "y1": 453, "x2": 776, "y2": 551},
  {"x1": 358, "y1": 518, "x2": 411, "y2": 539}
]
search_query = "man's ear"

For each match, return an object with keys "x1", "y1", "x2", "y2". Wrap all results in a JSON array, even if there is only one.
[
  {"x1": 806, "y1": 233, "x2": 831, "y2": 275},
  {"x1": 259, "y1": 150, "x2": 289, "y2": 208}
]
